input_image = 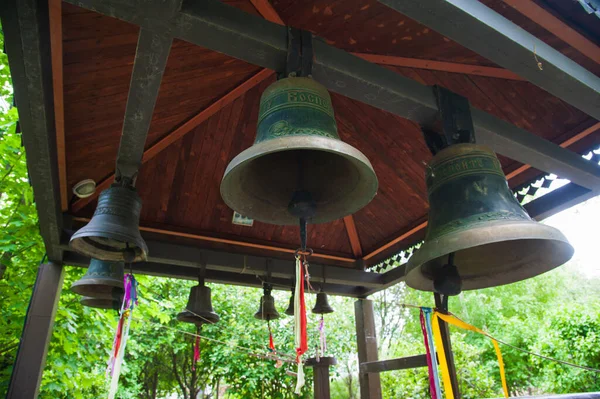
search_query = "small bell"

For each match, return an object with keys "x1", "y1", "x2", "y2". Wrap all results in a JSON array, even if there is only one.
[
  {"x1": 254, "y1": 285, "x2": 280, "y2": 321},
  {"x1": 284, "y1": 290, "x2": 295, "y2": 316},
  {"x1": 177, "y1": 282, "x2": 220, "y2": 327},
  {"x1": 80, "y1": 295, "x2": 122, "y2": 310},
  {"x1": 406, "y1": 144, "x2": 574, "y2": 294},
  {"x1": 221, "y1": 77, "x2": 378, "y2": 225},
  {"x1": 70, "y1": 185, "x2": 148, "y2": 262},
  {"x1": 71, "y1": 259, "x2": 124, "y2": 298},
  {"x1": 312, "y1": 291, "x2": 334, "y2": 314}
]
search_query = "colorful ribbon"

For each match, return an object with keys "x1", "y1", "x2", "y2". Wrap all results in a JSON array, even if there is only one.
[
  {"x1": 434, "y1": 312, "x2": 509, "y2": 398},
  {"x1": 424, "y1": 309, "x2": 442, "y2": 399},
  {"x1": 294, "y1": 256, "x2": 307, "y2": 394},
  {"x1": 318, "y1": 315, "x2": 327, "y2": 355},
  {"x1": 107, "y1": 274, "x2": 137, "y2": 399},
  {"x1": 420, "y1": 309, "x2": 440, "y2": 399},
  {"x1": 431, "y1": 312, "x2": 455, "y2": 399},
  {"x1": 268, "y1": 320, "x2": 275, "y2": 352},
  {"x1": 193, "y1": 327, "x2": 201, "y2": 371}
]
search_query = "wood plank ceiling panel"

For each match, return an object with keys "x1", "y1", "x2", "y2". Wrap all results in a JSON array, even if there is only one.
[
  {"x1": 63, "y1": 2, "x2": 263, "y2": 206},
  {"x1": 272, "y1": 0, "x2": 495, "y2": 65},
  {"x1": 480, "y1": 0, "x2": 600, "y2": 76},
  {"x1": 63, "y1": 3, "x2": 138, "y2": 191}
]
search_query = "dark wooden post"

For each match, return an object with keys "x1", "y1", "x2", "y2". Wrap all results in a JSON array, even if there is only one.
[
  {"x1": 7, "y1": 262, "x2": 64, "y2": 399},
  {"x1": 306, "y1": 356, "x2": 336, "y2": 399},
  {"x1": 434, "y1": 293, "x2": 460, "y2": 398},
  {"x1": 354, "y1": 299, "x2": 382, "y2": 399}
]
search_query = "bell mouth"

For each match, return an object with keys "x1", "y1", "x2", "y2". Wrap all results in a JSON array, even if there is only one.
[
  {"x1": 70, "y1": 234, "x2": 148, "y2": 262},
  {"x1": 80, "y1": 296, "x2": 121, "y2": 310},
  {"x1": 176, "y1": 311, "x2": 219, "y2": 326},
  {"x1": 221, "y1": 135, "x2": 378, "y2": 225},
  {"x1": 71, "y1": 278, "x2": 124, "y2": 297},
  {"x1": 406, "y1": 220, "x2": 574, "y2": 292}
]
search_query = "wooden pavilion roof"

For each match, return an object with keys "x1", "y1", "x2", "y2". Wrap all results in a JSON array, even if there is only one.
[{"x1": 3, "y1": 0, "x2": 600, "y2": 296}]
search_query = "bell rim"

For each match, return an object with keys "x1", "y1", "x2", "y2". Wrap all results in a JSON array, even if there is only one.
[
  {"x1": 221, "y1": 135, "x2": 378, "y2": 225},
  {"x1": 71, "y1": 277, "x2": 124, "y2": 297},
  {"x1": 69, "y1": 230, "x2": 149, "y2": 262},
  {"x1": 176, "y1": 311, "x2": 220, "y2": 325},
  {"x1": 405, "y1": 220, "x2": 574, "y2": 292},
  {"x1": 80, "y1": 296, "x2": 120, "y2": 309}
]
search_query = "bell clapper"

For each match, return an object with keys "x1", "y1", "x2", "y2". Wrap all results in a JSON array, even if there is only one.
[{"x1": 433, "y1": 252, "x2": 463, "y2": 297}]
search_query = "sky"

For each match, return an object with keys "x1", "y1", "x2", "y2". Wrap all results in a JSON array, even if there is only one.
[{"x1": 544, "y1": 193, "x2": 600, "y2": 278}]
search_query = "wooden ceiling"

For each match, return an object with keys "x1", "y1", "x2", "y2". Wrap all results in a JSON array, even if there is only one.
[{"x1": 59, "y1": 0, "x2": 600, "y2": 267}]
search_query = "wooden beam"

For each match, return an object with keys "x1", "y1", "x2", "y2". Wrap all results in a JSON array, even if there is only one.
[
  {"x1": 360, "y1": 354, "x2": 427, "y2": 374},
  {"x1": 71, "y1": 68, "x2": 274, "y2": 213},
  {"x1": 355, "y1": 299, "x2": 383, "y2": 399},
  {"x1": 353, "y1": 53, "x2": 525, "y2": 81},
  {"x1": 306, "y1": 357, "x2": 337, "y2": 399},
  {"x1": 49, "y1": 0, "x2": 67, "y2": 211},
  {"x1": 343, "y1": 215, "x2": 363, "y2": 258},
  {"x1": 505, "y1": 121, "x2": 600, "y2": 180},
  {"x1": 365, "y1": 121, "x2": 600, "y2": 262},
  {"x1": 114, "y1": 29, "x2": 173, "y2": 181},
  {"x1": 503, "y1": 0, "x2": 600, "y2": 65},
  {"x1": 7, "y1": 263, "x2": 64, "y2": 399},
  {"x1": 378, "y1": 0, "x2": 600, "y2": 122},
  {"x1": 250, "y1": 0, "x2": 284, "y2": 25},
  {"x1": 2, "y1": 0, "x2": 64, "y2": 261},
  {"x1": 71, "y1": 217, "x2": 354, "y2": 263}
]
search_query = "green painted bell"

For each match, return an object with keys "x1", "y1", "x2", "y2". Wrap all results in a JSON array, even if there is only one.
[
  {"x1": 221, "y1": 77, "x2": 378, "y2": 225},
  {"x1": 71, "y1": 259, "x2": 124, "y2": 298},
  {"x1": 406, "y1": 144, "x2": 574, "y2": 294},
  {"x1": 70, "y1": 185, "x2": 148, "y2": 262}
]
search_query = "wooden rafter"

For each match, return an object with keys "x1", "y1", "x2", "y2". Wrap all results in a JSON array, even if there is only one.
[
  {"x1": 250, "y1": 0, "x2": 284, "y2": 25},
  {"x1": 353, "y1": 53, "x2": 525, "y2": 80},
  {"x1": 503, "y1": 0, "x2": 600, "y2": 65},
  {"x1": 364, "y1": 122, "x2": 600, "y2": 261},
  {"x1": 343, "y1": 215, "x2": 363, "y2": 258},
  {"x1": 71, "y1": 68, "x2": 274, "y2": 213},
  {"x1": 49, "y1": 0, "x2": 67, "y2": 211},
  {"x1": 71, "y1": 217, "x2": 355, "y2": 263}
]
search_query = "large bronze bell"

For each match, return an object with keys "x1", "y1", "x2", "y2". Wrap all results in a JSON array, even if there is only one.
[
  {"x1": 80, "y1": 296, "x2": 122, "y2": 310},
  {"x1": 221, "y1": 77, "x2": 378, "y2": 225},
  {"x1": 284, "y1": 290, "x2": 295, "y2": 316},
  {"x1": 177, "y1": 283, "x2": 220, "y2": 326},
  {"x1": 406, "y1": 144, "x2": 574, "y2": 294},
  {"x1": 254, "y1": 285, "x2": 280, "y2": 321},
  {"x1": 71, "y1": 259, "x2": 124, "y2": 298},
  {"x1": 312, "y1": 291, "x2": 334, "y2": 314},
  {"x1": 70, "y1": 185, "x2": 148, "y2": 262}
]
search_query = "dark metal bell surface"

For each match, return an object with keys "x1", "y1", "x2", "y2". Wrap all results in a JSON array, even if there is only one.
[
  {"x1": 80, "y1": 296, "x2": 122, "y2": 310},
  {"x1": 177, "y1": 284, "x2": 220, "y2": 326},
  {"x1": 71, "y1": 259, "x2": 125, "y2": 298},
  {"x1": 221, "y1": 77, "x2": 378, "y2": 225},
  {"x1": 284, "y1": 292, "x2": 295, "y2": 316},
  {"x1": 406, "y1": 144, "x2": 573, "y2": 292},
  {"x1": 69, "y1": 185, "x2": 148, "y2": 262},
  {"x1": 254, "y1": 293, "x2": 280, "y2": 321},
  {"x1": 312, "y1": 292, "x2": 334, "y2": 314}
]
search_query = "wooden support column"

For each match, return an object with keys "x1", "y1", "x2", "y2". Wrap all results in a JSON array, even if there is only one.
[
  {"x1": 306, "y1": 357, "x2": 337, "y2": 399},
  {"x1": 354, "y1": 299, "x2": 382, "y2": 399},
  {"x1": 7, "y1": 262, "x2": 65, "y2": 399}
]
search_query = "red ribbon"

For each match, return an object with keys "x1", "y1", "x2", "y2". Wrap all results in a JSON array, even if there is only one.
[
  {"x1": 296, "y1": 259, "x2": 307, "y2": 361},
  {"x1": 193, "y1": 335, "x2": 200, "y2": 370},
  {"x1": 420, "y1": 310, "x2": 438, "y2": 399},
  {"x1": 268, "y1": 320, "x2": 275, "y2": 352}
]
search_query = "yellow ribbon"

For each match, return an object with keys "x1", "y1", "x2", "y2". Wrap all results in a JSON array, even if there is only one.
[
  {"x1": 434, "y1": 312, "x2": 509, "y2": 398},
  {"x1": 431, "y1": 313, "x2": 455, "y2": 399}
]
